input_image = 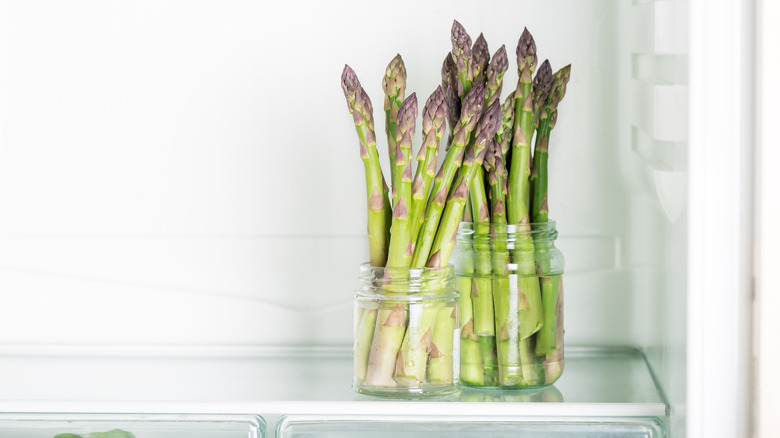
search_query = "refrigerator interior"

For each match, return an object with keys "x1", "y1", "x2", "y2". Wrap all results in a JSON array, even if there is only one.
[{"x1": 0, "y1": 0, "x2": 689, "y2": 436}]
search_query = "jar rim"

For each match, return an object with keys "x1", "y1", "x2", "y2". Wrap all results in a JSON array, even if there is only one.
[
  {"x1": 457, "y1": 221, "x2": 557, "y2": 237},
  {"x1": 358, "y1": 263, "x2": 454, "y2": 278}
]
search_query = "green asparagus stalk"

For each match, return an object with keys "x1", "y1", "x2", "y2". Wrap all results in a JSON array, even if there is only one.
[
  {"x1": 484, "y1": 138, "x2": 521, "y2": 385},
  {"x1": 534, "y1": 64, "x2": 571, "y2": 358},
  {"x1": 442, "y1": 53, "x2": 461, "y2": 147},
  {"x1": 485, "y1": 45, "x2": 508, "y2": 106},
  {"x1": 354, "y1": 301, "x2": 377, "y2": 381},
  {"x1": 451, "y1": 20, "x2": 474, "y2": 98},
  {"x1": 410, "y1": 87, "x2": 447, "y2": 252},
  {"x1": 383, "y1": 54, "x2": 407, "y2": 193},
  {"x1": 469, "y1": 165, "x2": 493, "y2": 339},
  {"x1": 459, "y1": 258, "x2": 484, "y2": 385},
  {"x1": 506, "y1": 29, "x2": 543, "y2": 341},
  {"x1": 507, "y1": 28, "x2": 538, "y2": 226},
  {"x1": 387, "y1": 93, "x2": 418, "y2": 268},
  {"x1": 341, "y1": 65, "x2": 392, "y2": 268},
  {"x1": 529, "y1": 59, "x2": 553, "y2": 222},
  {"x1": 471, "y1": 141, "x2": 498, "y2": 384},
  {"x1": 426, "y1": 100, "x2": 501, "y2": 383},
  {"x1": 496, "y1": 92, "x2": 515, "y2": 160},
  {"x1": 365, "y1": 301, "x2": 408, "y2": 387},
  {"x1": 471, "y1": 33, "x2": 489, "y2": 85},
  {"x1": 467, "y1": 43, "x2": 507, "y2": 383},
  {"x1": 395, "y1": 88, "x2": 447, "y2": 385},
  {"x1": 412, "y1": 82, "x2": 486, "y2": 269},
  {"x1": 542, "y1": 275, "x2": 564, "y2": 383},
  {"x1": 363, "y1": 95, "x2": 418, "y2": 388}
]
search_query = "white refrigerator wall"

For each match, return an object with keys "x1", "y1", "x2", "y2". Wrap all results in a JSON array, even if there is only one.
[{"x1": 0, "y1": 0, "x2": 685, "y2": 401}]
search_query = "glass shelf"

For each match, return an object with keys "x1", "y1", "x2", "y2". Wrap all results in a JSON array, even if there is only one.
[{"x1": 0, "y1": 346, "x2": 665, "y2": 418}]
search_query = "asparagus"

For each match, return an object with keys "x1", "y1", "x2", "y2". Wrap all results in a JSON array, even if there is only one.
[
  {"x1": 483, "y1": 138, "x2": 521, "y2": 385},
  {"x1": 497, "y1": 92, "x2": 515, "y2": 158},
  {"x1": 451, "y1": 20, "x2": 474, "y2": 98},
  {"x1": 507, "y1": 28, "x2": 538, "y2": 226},
  {"x1": 471, "y1": 140, "x2": 499, "y2": 384},
  {"x1": 542, "y1": 276, "x2": 564, "y2": 383},
  {"x1": 387, "y1": 93, "x2": 418, "y2": 268},
  {"x1": 341, "y1": 65, "x2": 392, "y2": 268},
  {"x1": 506, "y1": 29, "x2": 544, "y2": 342},
  {"x1": 426, "y1": 100, "x2": 501, "y2": 383},
  {"x1": 442, "y1": 53, "x2": 461, "y2": 147},
  {"x1": 534, "y1": 64, "x2": 571, "y2": 358},
  {"x1": 485, "y1": 45, "x2": 508, "y2": 106},
  {"x1": 529, "y1": 59, "x2": 553, "y2": 225},
  {"x1": 469, "y1": 162, "x2": 494, "y2": 339},
  {"x1": 364, "y1": 94, "x2": 418, "y2": 388},
  {"x1": 411, "y1": 82, "x2": 486, "y2": 269},
  {"x1": 383, "y1": 54, "x2": 407, "y2": 193},
  {"x1": 459, "y1": 254, "x2": 484, "y2": 385},
  {"x1": 394, "y1": 88, "x2": 447, "y2": 385},
  {"x1": 471, "y1": 33, "x2": 490, "y2": 85},
  {"x1": 466, "y1": 46, "x2": 505, "y2": 325},
  {"x1": 469, "y1": 51, "x2": 510, "y2": 383},
  {"x1": 441, "y1": 52, "x2": 458, "y2": 95},
  {"x1": 410, "y1": 87, "x2": 447, "y2": 257}
]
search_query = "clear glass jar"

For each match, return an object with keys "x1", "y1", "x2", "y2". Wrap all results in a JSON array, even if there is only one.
[
  {"x1": 452, "y1": 221, "x2": 564, "y2": 387},
  {"x1": 353, "y1": 264, "x2": 459, "y2": 397}
]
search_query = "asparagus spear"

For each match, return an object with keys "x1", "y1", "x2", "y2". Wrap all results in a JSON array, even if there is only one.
[
  {"x1": 485, "y1": 45, "x2": 508, "y2": 106},
  {"x1": 484, "y1": 137, "x2": 520, "y2": 385},
  {"x1": 529, "y1": 60, "x2": 553, "y2": 225},
  {"x1": 387, "y1": 93, "x2": 418, "y2": 268},
  {"x1": 459, "y1": 249, "x2": 483, "y2": 385},
  {"x1": 442, "y1": 53, "x2": 461, "y2": 148},
  {"x1": 445, "y1": 85, "x2": 462, "y2": 148},
  {"x1": 507, "y1": 27, "x2": 538, "y2": 226},
  {"x1": 383, "y1": 54, "x2": 407, "y2": 193},
  {"x1": 341, "y1": 65, "x2": 392, "y2": 268},
  {"x1": 426, "y1": 100, "x2": 501, "y2": 383},
  {"x1": 395, "y1": 88, "x2": 447, "y2": 385},
  {"x1": 534, "y1": 64, "x2": 571, "y2": 358},
  {"x1": 441, "y1": 52, "x2": 458, "y2": 95},
  {"x1": 426, "y1": 100, "x2": 500, "y2": 383},
  {"x1": 411, "y1": 82, "x2": 486, "y2": 269},
  {"x1": 506, "y1": 29, "x2": 544, "y2": 342},
  {"x1": 467, "y1": 44, "x2": 507, "y2": 383},
  {"x1": 451, "y1": 20, "x2": 474, "y2": 98},
  {"x1": 471, "y1": 140, "x2": 499, "y2": 384},
  {"x1": 496, "y1": 92, "x2": 515, "y2": 159},
  {"x1": 471, "y1": 33, "x2": 490, "y2": 85},
  {"x1": 364, "y1": 95, "x2": 418, "y2": 388},
  {"x1": 410, "y1": 87, "x2": 447, "y2": 257}
]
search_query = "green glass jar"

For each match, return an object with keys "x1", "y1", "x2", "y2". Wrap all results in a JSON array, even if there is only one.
[
  {"x1": 452, "y1": 221, "x2": 564, "y2": 387},
  {"x1": 353, "y1": 265, "x2": 459, "y2": 397}
]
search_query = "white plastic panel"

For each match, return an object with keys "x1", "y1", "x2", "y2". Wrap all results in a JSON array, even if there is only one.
[
  {"x1": 277, "y1": 416, "x2": 664, "y2": 438},
  {"x1": 0, "y1": 414, "x2": 265, "y2": 438}
]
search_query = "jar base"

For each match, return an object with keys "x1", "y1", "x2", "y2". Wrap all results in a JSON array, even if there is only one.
[{"x1": 353, "y1": 379, "x2": 459, "y2": 399}]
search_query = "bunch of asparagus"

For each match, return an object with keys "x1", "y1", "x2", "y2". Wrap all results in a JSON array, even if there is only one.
[
  {"x1": 450, "y1": 23, "x2": 572, "y2": 387},
  {"x1": 342, "y1": 20, "x2": 570, "y2": 390}
]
